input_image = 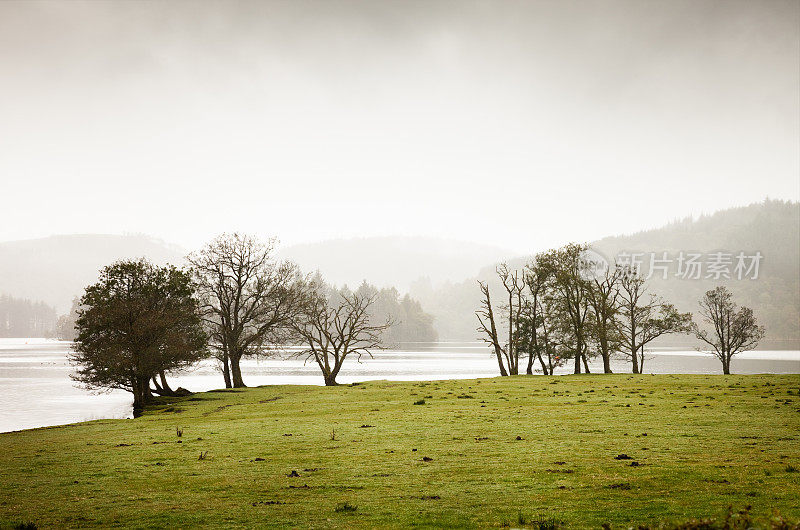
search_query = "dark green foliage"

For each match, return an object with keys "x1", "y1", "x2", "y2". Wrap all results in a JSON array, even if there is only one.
[{"x1": 70, "y1": 259, "x2": 207, "y2": 410}]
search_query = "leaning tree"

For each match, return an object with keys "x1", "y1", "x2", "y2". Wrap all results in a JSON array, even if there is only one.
[
  {"x1": 71, "y1": 259, "x2": 207, "y2": 415},
  {"x1": 292, "y1": 281, "x2": 391, "y2": 386},
  {"x1": 188, "y1": 233, "x2": 307, "y2": 388},
  {"x1": 476, "y1": 264, "x2": 527, "y2": 376},
  {"x1": 694, "y1": 286, "x2": 765, "y2": 374}
]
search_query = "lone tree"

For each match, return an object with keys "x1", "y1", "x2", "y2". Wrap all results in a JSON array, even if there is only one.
[
  {"x1": 188, "y1": 233, "x2": 307, "y2": 388},
  {"x1": 292, "y1": 281, "x2": 391, "y2": 386},
  {"x1": 694, "y1": 286, "x2": 765, "y2": 374},
  {"x1": 617, "y1": 265, "x2": 692, "y2": 373},
  {"x1": 71, "y1": 260, "x2": 207, "y2": 415}
]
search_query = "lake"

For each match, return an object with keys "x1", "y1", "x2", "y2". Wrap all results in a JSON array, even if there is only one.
[{"x1": 1, "y1": 338, "x2": 798, "y2": 433}]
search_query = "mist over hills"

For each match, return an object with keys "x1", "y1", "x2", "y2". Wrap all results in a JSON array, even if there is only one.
[
  {"x1": 0, "y1": 200, "x2": 797, "y2": 347},
  {"x1": 410, "y1": 199, "x2": 800, "y2": 345},
  {"x1": 277, "y1": 236, "x2": 513, "y2": 292},
  {"x1": 0, "y1": 234, "x2": 185, "y2": 313}
]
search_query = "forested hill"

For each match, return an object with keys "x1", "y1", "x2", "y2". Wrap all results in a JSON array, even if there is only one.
[
  {"x1": 411, "y1": 199, "x2": 800, "y2": 345},
  {"x1": 592, "y1": 200, "x2": 799, "y2": 343}
]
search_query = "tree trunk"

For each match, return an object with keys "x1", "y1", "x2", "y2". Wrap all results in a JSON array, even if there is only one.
[
  {"x1": 630, "y1": 345, "x2": 639, "y2": 374},
  {"x1": 494, "y1": 349, "x2": 509, "y2": 376},
  {"x1": 231, "y1": 353, "x2": 246, "y2": 387},
  {"x1": 537, "y1": 351, "x2": 549, "y2": 375},
  {"x1": 722, "y1": 355, "x2": 731, "y2": 375},
  {"x1": 526, "y1": 350, "x2": 534, "y2": 375},
  {"x1": 132, "y1": 376, "x2": 151, "y2": 418},
  {"x1": 573, "y1": 347, "x2": 582, "y2": 374},
  {"x1": 159, "y1": 372, "x2": 173, "y2": 394},
  {"x1": 323, "y1": 371, "x2": 338, "y2": 386},
  {"x1": 222, "y1": 349, "x2": 233, "y2": 388},
  {"x1": 582, "y1": 351, "x2": 591, "y2": 373},
  {"x1": 602, "y1": 353, "x2": 612, "y2": 373}
]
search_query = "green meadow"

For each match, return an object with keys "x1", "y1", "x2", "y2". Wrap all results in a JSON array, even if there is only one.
[{"x1": 1, "y1": 374, "x2": 799, "y2": 529}]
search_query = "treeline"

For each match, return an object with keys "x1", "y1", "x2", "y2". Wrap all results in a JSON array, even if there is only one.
[
  {"x1": 414, "y1": 199, "x2": 800, "y2": 344},
  {"x1": 0, "y1": 294, "x2": 57, "y2": 337},
  {"x1": 350, "y1": 282, "x2": 437, "y2": 344},
  {"x1": 70, "y1": 234, "x2": 435, "y2": 412},
  {"x1": 478, "y1": 243, "x2": 764, "y2": 376}
]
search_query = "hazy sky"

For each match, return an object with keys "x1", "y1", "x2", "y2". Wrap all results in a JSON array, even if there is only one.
[{"x1": 1, "y1": 0, "x2": 798, "y2": 253}]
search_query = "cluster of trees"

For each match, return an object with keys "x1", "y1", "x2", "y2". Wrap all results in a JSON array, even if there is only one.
[
  {"x1": 71, "y1": 234, "x2": 403, "y2": 410},
  {"x1": 350, "y1": 282, "x2": 437, "y2": 344},
  {"x1": 477, "y1": 243, "x2": 764, "y2": 375},
  {"x1": 0, "y1": 294, "x2": 58, "y2": 338}
]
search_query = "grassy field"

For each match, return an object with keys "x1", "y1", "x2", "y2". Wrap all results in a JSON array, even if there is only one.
[{"x1": 1, "y1": 374, "x2": 799, "y2": 529}]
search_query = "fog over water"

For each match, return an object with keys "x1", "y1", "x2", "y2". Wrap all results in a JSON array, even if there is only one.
[{"x1": 1, "y1": 339, "x2": 797, "y2": 433}]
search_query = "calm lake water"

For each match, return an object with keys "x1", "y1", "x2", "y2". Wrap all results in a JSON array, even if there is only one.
[{"x1": 1, "y1": 338, "x2": 798, "y2": 433}]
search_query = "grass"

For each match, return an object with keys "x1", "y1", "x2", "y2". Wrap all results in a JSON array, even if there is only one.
[{"x1": 0, "y1": 374, "x2": 799, "y2": 528}]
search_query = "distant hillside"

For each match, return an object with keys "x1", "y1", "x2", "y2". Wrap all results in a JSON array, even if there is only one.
[
  {"x1": 278, "y1": 236, "x2": 513, "y2": 292},
  {"x1": 593, "y1": 199, "x2": 799, "y2": 344},
  {"x1": 412, "y1": 200, "x2": 800, "y2": 346},
  {"x1": 0, "y1": 234, "x2": 186, "y2": 312}
]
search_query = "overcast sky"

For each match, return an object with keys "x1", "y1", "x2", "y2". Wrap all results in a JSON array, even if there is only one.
[{"x1": 1, "y1": 0, "x2": 798, "y2": 253}]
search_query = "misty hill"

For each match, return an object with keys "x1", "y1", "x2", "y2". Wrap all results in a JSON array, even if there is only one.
[
  {"x1": 411, "y1": 200, "x2": 800, "y2": 346},
  {"x1": 0, "y1": 234, "x2": 186, "y2": 313},
  {"x1": 278, "y1": 236, "x2": 513, "y2": 292}
]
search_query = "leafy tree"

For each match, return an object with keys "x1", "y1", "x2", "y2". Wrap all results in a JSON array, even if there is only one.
[
  {"x1": 56, "y1": 296, "x2": 81, "y2": 340},
  {"x1": 694, "y1": 286, "x2": 765, "y2": 374},
  {"x1": 537, "y1": 244, "x2": 594, "y2": 374},
  {"x1": 70, "y1": 259, "x2": 207, "y2": 414},
  {"x1": 188, "y1": 234, "x2": 307, "y2": 388}
]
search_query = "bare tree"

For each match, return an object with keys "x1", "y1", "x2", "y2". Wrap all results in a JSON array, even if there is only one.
[
  {"x1": 292, "y1": 282, "x2": 391, "y2": 386},
  {"x1": 521, "y1": 258, "x2": 552, "y2": 374},
  {"x1": 476, "y1": 280, "x2": 508, "y2": 376},
  {"x1": 694, "y1": 286, "x2": 765, "y2": 374},
  {"x1": 617, "y1": 265, "x2": 692, "y2": 373},
  {"x1": 188, "y1": 233, "x2": 307, "y2": 388},
  {"x1": 476, "y1": 264, "x2": 526, "y2": 376}
]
